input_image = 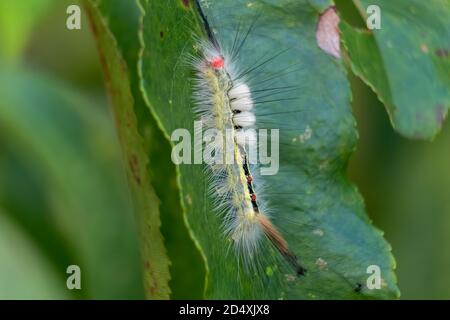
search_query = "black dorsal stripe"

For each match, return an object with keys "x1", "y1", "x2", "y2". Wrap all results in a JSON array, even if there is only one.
[{"x1": 242, "y1": 155, "x2": 259, "y2": 212}]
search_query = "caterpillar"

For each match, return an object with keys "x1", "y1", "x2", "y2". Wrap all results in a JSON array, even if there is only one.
[{"x1": 190, "y1": 4, "x2": 306, "y2": 275}]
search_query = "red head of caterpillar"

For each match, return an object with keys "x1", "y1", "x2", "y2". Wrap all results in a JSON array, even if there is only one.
[{"x1": 210, "y1": 56, "x2": 225, "y2": 69}]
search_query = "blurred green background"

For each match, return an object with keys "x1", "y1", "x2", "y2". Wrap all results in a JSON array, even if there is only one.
[{"x1": 0, "y1": 0, "x2": 448, "y2": 299}]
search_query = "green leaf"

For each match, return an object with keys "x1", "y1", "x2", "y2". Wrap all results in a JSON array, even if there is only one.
[
  {"x1": 0, "y1": 208, "x2": 70, "y2": 299},
  {"x1": 384, "y1": 123, "x2": 450, "y2": 298},
  {"x1": 340, "y1": 0, "x2": 450, "y2": 140},
  {"x1": 0, "y1": 68, "x2": 144, "y2": 299},
  {"x1": 82, "y1": 2, "x2": 171, "y2": 299},
  {"x1": 0, "y1": 0, "x2": 52, "y2": 63},
  {"x1": 84, "y1": 0, "x2": 206, "y2": 299},
  {"x1": 138, "y1": 0, "x2": 398, "y2": 299}
]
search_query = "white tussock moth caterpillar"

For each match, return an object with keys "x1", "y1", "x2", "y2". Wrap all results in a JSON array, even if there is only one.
[{"x1": 189, "y1": 1, "x2": 306, "y2": 275}]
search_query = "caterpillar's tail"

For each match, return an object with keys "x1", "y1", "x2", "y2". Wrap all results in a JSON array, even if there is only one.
[{"x1": 257, "y1": 213, "x2": 306, "y2": 276}]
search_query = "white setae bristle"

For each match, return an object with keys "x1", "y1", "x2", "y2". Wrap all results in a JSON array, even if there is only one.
[
  {"x1": 236, "y1": 129, "x2": 257, "y2": 148},
  {"x1": 233, "y1": 111, "x2": 256, "y2": 127}
]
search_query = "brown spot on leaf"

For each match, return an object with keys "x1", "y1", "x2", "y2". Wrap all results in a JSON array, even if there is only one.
[
  {"x1": 147, "y1": 279, "x2": 158, "y2": 296},
  {"x1": 160, "y1": 31, "x2": 164, "y2": 38},
  {"x1": 85, "y1": 7, "x2": 111, "y2": 83},
  {"x1": 420, "y1": 44, "x2": 429, "y2": 54},
  {"x1": 316, "y1": 6, "x2": 341, "y2": 59},
  {"x1": 145, "y1": 263, "x2": 159, "y2": 297},
  {"x1": 129, "y1": 154, "x2": 141, "y2": 185},
  {"x1": 285, "y1": 274, "x2": 296, "y2": 282},
  {"x1": 435, "y1": 48, "x2": 449, "y2": 58},
  {"x1": 181, "y1": 0, "x2": 190, "y2": 7}
]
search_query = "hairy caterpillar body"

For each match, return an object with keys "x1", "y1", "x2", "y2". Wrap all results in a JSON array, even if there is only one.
[{"x1": 190, "y1": 29, "x2": 305, "y2": 275}]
